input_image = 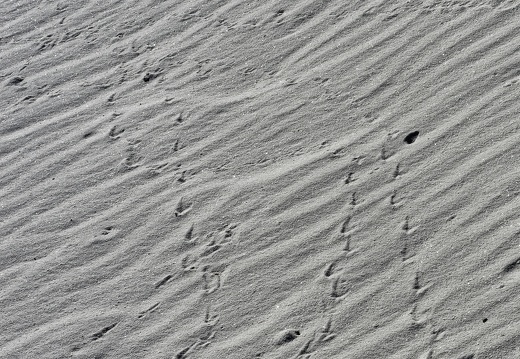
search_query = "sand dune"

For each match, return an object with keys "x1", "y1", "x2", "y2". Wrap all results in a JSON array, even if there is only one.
[{"x1": 1, "y1": 1, "x2": 520, "y2": 358}]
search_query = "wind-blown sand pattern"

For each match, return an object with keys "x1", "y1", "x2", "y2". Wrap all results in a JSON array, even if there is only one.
[{"x1": 1, "y1": 1, "x2": 520, "y2": 358}]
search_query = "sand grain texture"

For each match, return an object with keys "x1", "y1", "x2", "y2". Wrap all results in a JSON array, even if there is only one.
[{"x1": 1, "y1": 1, "x2": 520, "y2": 358}]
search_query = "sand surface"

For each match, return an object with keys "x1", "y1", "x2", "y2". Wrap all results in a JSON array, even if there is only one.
[{"x1": 1, "y1": 1, "x2": 520, "y2": 358}]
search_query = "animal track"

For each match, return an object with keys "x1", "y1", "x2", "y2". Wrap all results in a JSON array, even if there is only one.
[
  {"x1": 219, "y1": 223, "x2": 238, "y2": 244},
  {"x1": 146, "y1": 162, "x2": 169, "y2": 176},
  {"x1": 401, "y1": 245, "x2": 408, "y2": 261},
  {"x1": 317, "y1": 318, "x2": 336, "y2": 342},
  {"x1": 350, "y1": 192, "x2": 358, "y2": 206},
  {"x1": 390, "y1": 191, "x2": 397, "y2": 205},
  {"x1": 319, "y1": 140, "x2": 330, "y2": 149},
  {"x1": 413, "y1": 272, "x2": 421, "y2": 290},
  {"x1": 401, "y1": 216, "x2": 417, "y2": 234},
  {"x1": 90, "y1": 226, "x2": 119, "y2": 245},
  {"x1": 402, "y1": 216, "x2": 410, "y2": 232},
  {"x1": 195, "y1": 329, "x2": 216, "y2": 349},
  {"x1": 413, "y1": 272, "x2": 431, "y2": 295},
  {"x1": 177, "y1": 170, "x2": 187, "y2": 183},
  {"x1": 409, "y1": 270, "x2": 434, "y2": 330},
  {"x1": 344, "y1": 172, "x2": 356, "y2": 184},
  {"x1": 330, "y1": 277, "x2": 348, "y2": 298},
  {"x1": 324, "y1": 262, "x2": 337, "y2": 278},
  {"x1": 276, "y1": 329, "x2": 301, "y2": 345},
  {"x1": 36, "y1": 33, "x2": 58, "y2": 51},
  {"x1": 18, "y1": 95, "x2": 36, "y2": 104},
  {"x1": 172, "y1": 139, "x2": 181, "y2": 152},
  {"x1": 83, "y1": 131, "x2": 94, "y2": 139},
  {"x1": 409, "y1": 303, "x2": 429, "y2": 327},
  {"x1": 400, "y1": 219, "x2": 414, "y2": 261},
  {"x1": 201, "y1": 263, "x2": 228, "y2": 294},
  {"x1": 343, "y1": 235, "x2": 352, "y2": 252},
  {"x1": 180, "y1": 8, "x2": 201, "y2": 21},
  {"x1": 7, "y1": 76, "x2": 24, "y2": 86},
  {"x1": 389, "y1": 190, "x2": 403, "y2": 207},
  {"x1": 174, "y1": 197, "x2": 192, "y2": 217},
  {"x1": 297, "y1": 337, "x2": 314, "y2": 358},
  {"x1": 181, "y1": 254, "x2": 199, "y2": 272},
  {"x1": 202, "y1": 270, "x2": 221, "y2": 294},
  {"x1": 117, "y1": 139, "x2": 141, "y2": 171},
  {"x1": 174, "y1": 112, "x2": 185, "y2": 124},
  {"x1": 215, "y1": 17, "x2": 237, "y2": 31},
  {"x1": 101, "y1": 226, "x2": 114, "y2": 235},
  {"x1": 184, "y1": 224, "x2": 195, "y2": 241},
  {"x1": 340, "y1": 217, "x2": 351, "y2": 234},
  {"x1": 295, "y1": 319, "x2": 335, "y2": 358},
  {"x1": 381, "y1": 145, "x2": 388, "y2": 160},
  {"x1": 143, "y1": 69, "x2": 162, "y2": 82},
  {"x1": 393, "y1": 163, "x2": 401, "y2": 179},
  {"x1": 339, "y1": 217, "x2": 354, "y2": 251},
  {"x1": 204, "y1": 306, "x2": 219, "y2": 326},
  {"x1": 330, "y1": 146, "x2": 346, "y2": 159},
  {"x1": 352, "y1": 155, "x2": 366, "y2": 165},
  {"x1": 223, "y1": 225, "x2": 235, "y2": 238},
  {"x1": 200, "y1": 243, "x2": 221, "y2": 258}
]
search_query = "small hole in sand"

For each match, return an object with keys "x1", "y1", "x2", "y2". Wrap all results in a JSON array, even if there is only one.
[{"x1": 404, "y1": 131, "x2": 419, "y2": 144}]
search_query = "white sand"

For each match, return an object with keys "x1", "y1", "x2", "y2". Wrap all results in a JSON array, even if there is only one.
[{"x1": 1, "y1": 1, "x2": 520, "y2": 358}]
